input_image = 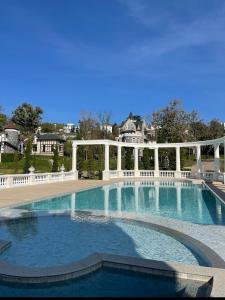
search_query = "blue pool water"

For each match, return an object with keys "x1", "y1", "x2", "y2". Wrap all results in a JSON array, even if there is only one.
[
  {"x1": 13, "y1": 181, "x2": 225, "y2": 225},
  {"x1": 0, "y1": 267, "x2": 210, "y2": 297},
  {"x1": 0, "y1": 214, "x2": 205, "y2": 267}
]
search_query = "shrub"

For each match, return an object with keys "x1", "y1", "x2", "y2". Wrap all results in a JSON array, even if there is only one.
[{"x1": 1, "y1": 153, "x2": 16, "y2": 163}]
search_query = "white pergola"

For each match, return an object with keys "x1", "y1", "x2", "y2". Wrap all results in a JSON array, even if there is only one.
[{"x1": 72, "y1": 136, "x2": 225, "y2": 183}]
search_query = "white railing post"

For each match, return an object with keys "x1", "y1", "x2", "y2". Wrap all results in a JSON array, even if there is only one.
[
  {"x1": 103, "y1": 143, "x2": 110, "y2": 180},
  {"x1": 154, "y1": 147, "x2": 159, "y2": 177},
  {"x1": 175, "y1": 146, "x2": 181, "y2": 178},
  {"x1": 117, "y1": 145, "x2": 121, "y2": 172},
  {"x1": 196, "y1": 145, "x2": 202, "y2": 178},
  {"x1": 214, "y1": 143, "x2": 220, "y2": 177},
  {"x1": 72, "y1": 144, "x2": 78, "y2": 180},
  {"x1": 134, "y1": 147, "x2": 139, "y2": 177}
]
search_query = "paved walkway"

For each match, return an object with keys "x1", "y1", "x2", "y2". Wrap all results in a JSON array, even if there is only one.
[{"x1": 0, "y1": 180, "x2": 118, "y2": 209}]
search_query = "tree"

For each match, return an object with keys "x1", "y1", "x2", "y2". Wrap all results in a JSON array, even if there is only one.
[
  {"x1": 0, "y1": 105, "x2": 7, "y2": 131},
  {"x1": 41, "y1": 122, "x2": 64, "y2": 133},
  {"x1": 208, "y1": 119, "x2": 224, "y2": 139},
  {"x1": 64, "y1": 140, "x2": 72, "y2": 157},
  {"x1": 151, "y1": 99, "x2": 190, "y2": 143},
  {"x1": 12, "y1": 102, "x2": 43, "y2": 135},
  {"x1": 52, "y1": 146, "x2": 60, "y2": 172},
  {"x1": 23, "y1": 139, "x2": 32, "y2": 173}
]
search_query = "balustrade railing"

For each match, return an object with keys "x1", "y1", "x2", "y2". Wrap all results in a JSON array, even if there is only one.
[{"x1": 0, "y1": 171, "x2": 76, "y2": 189}]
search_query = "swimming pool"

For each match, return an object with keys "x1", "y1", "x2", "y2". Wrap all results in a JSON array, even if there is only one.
[
  {"x1": 10, "y1": 180, "x2": 225, "y2": 225},
  {"x1": 0, "y1": 266, "x2": 211, "y2": 297},
  {"x1": 0, "y1": 214, "x2": 206, "y2": 267}
]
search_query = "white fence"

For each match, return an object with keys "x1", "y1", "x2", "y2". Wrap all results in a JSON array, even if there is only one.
[
  {"x1": 107, "y1": 170, "x2": 191, "y2": 179},
  {"x1": 107, "y1": 170, "x2": 225, "y2": 183},
  {"x1": 0, "y1": 171, "x2": 76, "y2": 189}
]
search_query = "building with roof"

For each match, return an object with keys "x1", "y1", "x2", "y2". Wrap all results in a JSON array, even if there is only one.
[
  {"x1": 116, "y1": 113, "x2": 156, "y2": 144},
  {"x1": 0, "y1": 124, "x2": 24, "y2": 154},
  {"x1": 32, "y1": 133, "x2": 66, "y2": 156}
]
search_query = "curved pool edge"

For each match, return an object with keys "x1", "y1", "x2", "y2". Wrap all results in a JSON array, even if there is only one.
[
  {"x1": 0, "y1": 252, "x2": 225, "y2": 297},
  {"x1": 0, "y1": 214, "x2": 225, "y2": 283}
]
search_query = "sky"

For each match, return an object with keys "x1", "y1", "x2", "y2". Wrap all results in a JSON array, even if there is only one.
[{"x1": 0, "y1": 0, "x2": 225, "y2": 124}]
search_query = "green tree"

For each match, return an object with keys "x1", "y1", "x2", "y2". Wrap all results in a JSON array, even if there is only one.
[
  {"x1": 152, "y1": 99, "x2": 190, "y2": 143},
  {"x1": 23, "y1": 139, "x2": 32, "y2": 173},
  {"x1": 64, "y1": 140, "x2": 72, "y2": 157},
  {"x1": 52, "y1": 146, "x2": 60, "y2": 172},
  {"x1": 0, "y1": 105, "x2": 7, "y2": 131},
  {"x1": 12, "y1": 102, "x2": 43, "y2": 135},
  {"x1": 41, "y1": 122, "x2": 64, "y2": 133},
  {"x1": 208, "y1": 119, "x2": 224, "y2": 139}
]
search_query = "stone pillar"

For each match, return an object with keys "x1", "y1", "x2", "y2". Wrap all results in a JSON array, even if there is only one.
[
  {"x1": 196, "y1": 145, "x2": 202, "y2": 177},
  {"x1": 154, "y1": 148, "x2": 159, "y2": 177},
  {"x1": 72, "y1": 144, "x2": 78, "y2": 180},
  {"x1": 214, "y1": 143, "x2": 220, "y2": 174},
  {"x1": 103, "y1": 143, "x2": 110, "y2": 180},
  {"x1": 176, "y1": 147, "x2": 181, "y2": 172},
  {"x1": 134, "y1": 147, "x2": 139, "y2": 176},
  {"x1": 117, "y1": 145, "x2": 121, "y2": 172}
]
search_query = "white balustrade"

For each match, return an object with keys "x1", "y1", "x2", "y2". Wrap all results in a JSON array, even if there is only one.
[{"x1": 0, "y1": 171, "x2": 77, "y2": 189}]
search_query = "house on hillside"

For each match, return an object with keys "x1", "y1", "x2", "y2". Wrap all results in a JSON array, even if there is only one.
[
  {"x1": 116, "y1": 113, "x2": 156, "y2": 144},
  {"x1": 0, "y1": 124, "x2": 24, "y2": 154},
  {"x1": 32, "y1": 133, "x2": 66, "y2": 156}
]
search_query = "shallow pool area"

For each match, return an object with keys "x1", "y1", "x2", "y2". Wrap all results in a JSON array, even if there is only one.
[{"x1": 0, "y1": 213, "x2": 206, "y2": 267}]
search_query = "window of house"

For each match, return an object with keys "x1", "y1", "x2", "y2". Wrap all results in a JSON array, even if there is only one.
[{"x1": 32, "y1": 145, "x2": 37, "y2": 152}]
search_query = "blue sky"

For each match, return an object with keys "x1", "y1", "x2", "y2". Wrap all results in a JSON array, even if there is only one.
[{"x1": 0, "y1": 0, "x2": 225, "y2": 124}]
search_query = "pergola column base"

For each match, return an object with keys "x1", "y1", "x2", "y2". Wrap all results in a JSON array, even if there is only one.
[
  {"x1": 154, "y1": 171, "x2": 159, "y2": 177},
  {"x1": 175, "y1": 171, "x2": 181, "y2": 178},
  {"x1": 103, "y1": 171, "x2": 110, "y2": 180}
]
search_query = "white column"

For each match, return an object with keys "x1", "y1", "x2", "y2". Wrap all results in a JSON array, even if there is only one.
[
  {"x1": 196, "y1": 145, "x2": 202, "y2": 176},
  {"x1": 214, "y1": 143, "x2": 220, "y2": 174},
  {"x1": 103, "y1": 143, "x2": 110, "y2": 180},
  {"x1": 134, "y1": 147, "x2": 139, "y2": 176},
  {"x1": 176, "y1": 147, "x2": 181, "y2": 172},
  {"x1": 72, "y1": 144, "x2": 78, "y2": 180},
  {"x1": 154, "y1": 147, "x2": 159, "y2": 177},
  {"x1": 117, "y1": 145, "x2": 121, "y2": 172}
]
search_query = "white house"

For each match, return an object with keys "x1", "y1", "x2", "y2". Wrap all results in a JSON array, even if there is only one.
[
  {"x1": 116, "y1": 113, "x2": 156, "y2": 144},
  {"x1": 32, "y1": 133, "x2": 66, "y2": 156},
  {"x1": 100, "y1": 124, "x2": 113, "y2": 134}
]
